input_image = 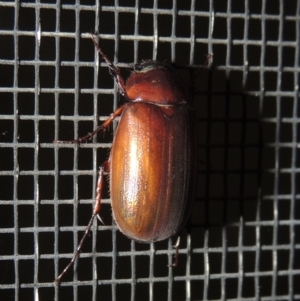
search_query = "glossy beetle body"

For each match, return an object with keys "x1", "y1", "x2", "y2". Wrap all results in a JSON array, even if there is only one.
[
  {"x1": 55, "y1": 38, "x2": 197, "y2": 282},
  {"x1": 110, "y1": 63, "x2": 197, "y2": 242}
]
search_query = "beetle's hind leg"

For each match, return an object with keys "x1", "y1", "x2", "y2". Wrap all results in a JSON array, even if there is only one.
[
  {"x1": 94, "y1": 160, "x2": 110, "y2": 222},
  {"x1": 55, "y1": 163, "x2": 109, "y2": 284}
]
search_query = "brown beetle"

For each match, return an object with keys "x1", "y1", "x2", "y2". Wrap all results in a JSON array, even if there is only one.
[{"x1": 55, "y1": 35, "x2": 198, "y2": 282}]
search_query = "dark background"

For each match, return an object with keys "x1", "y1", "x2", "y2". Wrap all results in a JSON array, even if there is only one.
[{"x1": 0, "y1": 0, "x2": 300, "y2": 300}]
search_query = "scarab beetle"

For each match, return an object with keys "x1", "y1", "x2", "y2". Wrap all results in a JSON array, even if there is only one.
[{"x1": 55, "y1": 35, "x2": 197, "y2": 282}]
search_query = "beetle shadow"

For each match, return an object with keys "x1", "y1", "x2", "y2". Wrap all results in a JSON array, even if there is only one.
[
  {"x1": 181, "y1": 55, "x2": 296, "y2": 297},
  {"x1": 181, "y1": 64, "x2": 267, "y2": 266},
  {"x1": 197, "y1": 68, "x2": 262, "y2": 217}
]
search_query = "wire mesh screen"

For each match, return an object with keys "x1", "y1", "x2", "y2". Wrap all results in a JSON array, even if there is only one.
[{"x1": 1, "y1": 0, "x2": 300, "y2": 300}]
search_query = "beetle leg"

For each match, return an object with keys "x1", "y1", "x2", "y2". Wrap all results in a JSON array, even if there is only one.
[
  {"x1": 192, "y1": 53, "x2": 214, "y2": 86},
  {"x1": 94, "y1": 161, "x2": 110, "y2": 222},
  {"x1": 169, "y1": 236, "x2": 180, "y2": 267},
  {"x1": 55, "y1": 165, "x2": 107, "y2": 283},
  {"x1": 54, "y1": 211, "x2": 98, "y2": 283},
  {"x1": 95, "y1": 160, "x2": 110, "y2": 223},
  {"x1": 90, "y1": 33, "x2": 126, "y2": 96},
  {"x1": 54, "y1": 105, "x2": 126, "y2": 144}
]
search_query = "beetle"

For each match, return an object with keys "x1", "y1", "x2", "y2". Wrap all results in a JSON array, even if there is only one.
[{"x1": 55, "y1": 34, "x2": 198, "y2": 282}]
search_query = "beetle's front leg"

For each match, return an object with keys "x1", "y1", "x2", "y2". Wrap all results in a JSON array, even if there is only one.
[{"x1": 89, "y1": 33, "x2": 126, "y2": 96}]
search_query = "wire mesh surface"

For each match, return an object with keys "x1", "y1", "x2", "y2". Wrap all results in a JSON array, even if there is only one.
[{"x1": 0, "y1": 0, "x2": 300, "y2": 300}]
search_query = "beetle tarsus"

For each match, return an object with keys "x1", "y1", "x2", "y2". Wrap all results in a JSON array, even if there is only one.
[{"x1": 55, "y1": 212, "x2": 97, "y2": 282}]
